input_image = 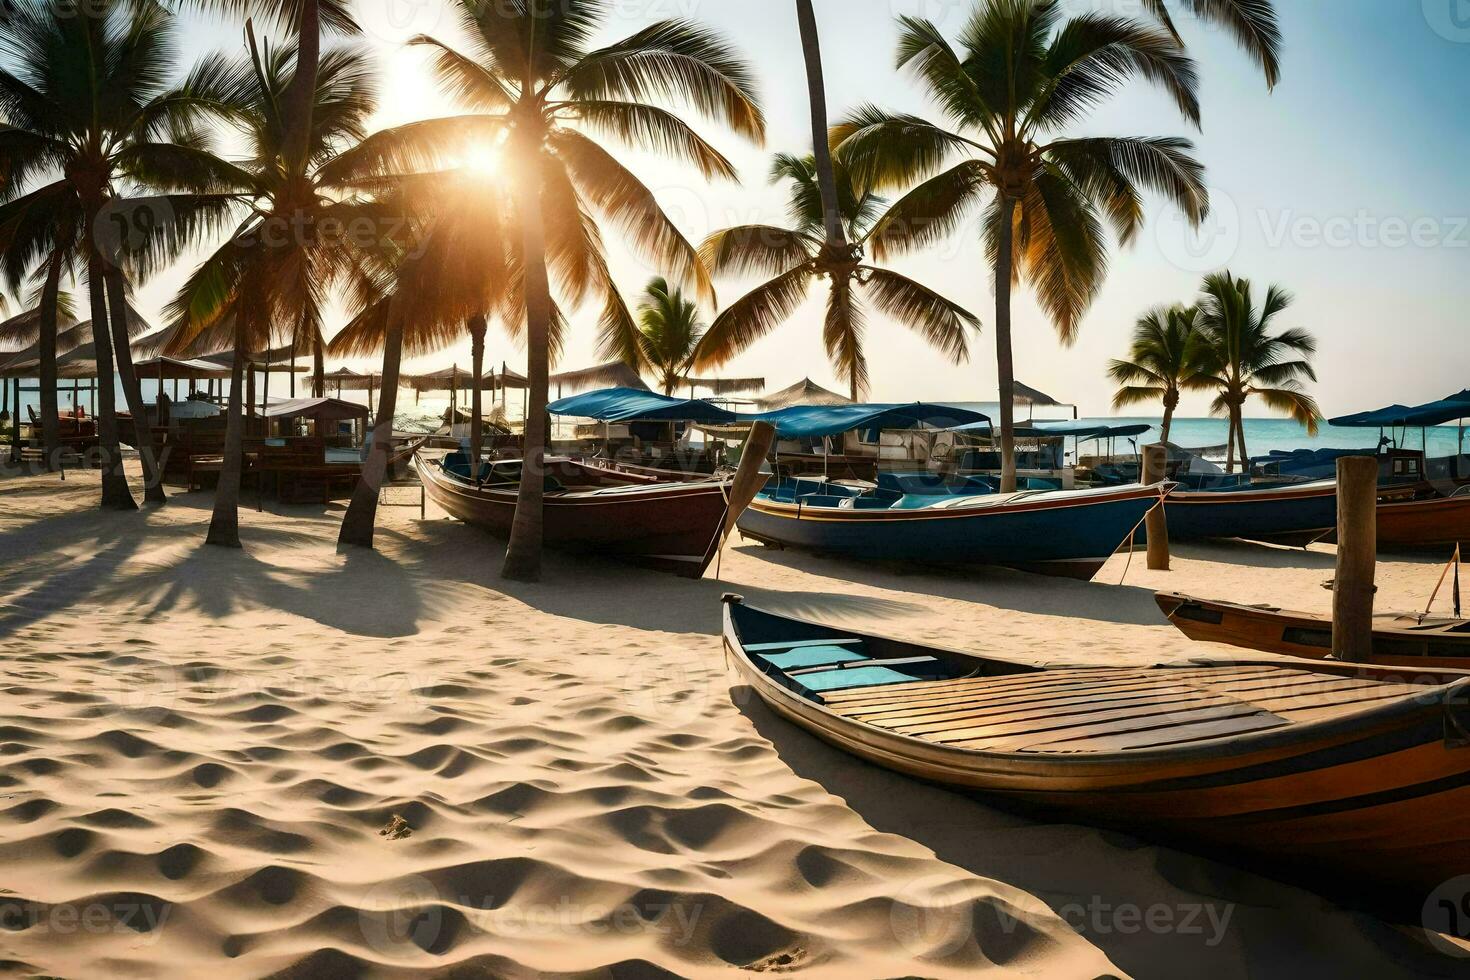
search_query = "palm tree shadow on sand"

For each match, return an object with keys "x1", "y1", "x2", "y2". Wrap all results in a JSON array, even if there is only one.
[
  {"x1": 733, "y1": 689, "x2": 1464, "y2": 980},
  {"x1": 404, "y1": 517, "x2": 923, "y2": 636},
  {"x1": 727, "y1": 540, "x2": 1171, "y2": 627}
]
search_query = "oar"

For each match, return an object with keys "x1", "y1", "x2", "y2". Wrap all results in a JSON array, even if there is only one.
[{"x1": 712, "y1": 421, "x2": 777, "y2": 579}]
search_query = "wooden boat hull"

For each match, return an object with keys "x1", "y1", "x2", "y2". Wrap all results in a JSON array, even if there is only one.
[
  {"x1": 722, "y1": 596, "x2": 1470, "y2": 910},
  {"x1": 736, "y1": 484, "x2": 1162, "y2": 580},
  {"x1": 1374, "y1": 491, "x2": 1470, "y2": 550},
  {"x1": 418, "y1": 453, "x2": 731, "y2": 577},
  {"x1": 1161, "y1": 481, "x2": 1338, "y2": 546},
  {"x1": 1155, "y1": 591, "x2": 1470, "y2": 669}
]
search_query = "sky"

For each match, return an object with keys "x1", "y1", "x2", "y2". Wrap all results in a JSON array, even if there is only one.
[{"x1": 139, "y1": 0, "x2": 1470, "y2": 418}]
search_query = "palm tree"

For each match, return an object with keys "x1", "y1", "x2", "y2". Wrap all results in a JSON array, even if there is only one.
[
  {"x1": 636, "y1": 277, "x2": 704, "y2": 396},
  {"x1": 347, "y1": 0, "x2": 765, "y2": 579},
  {"x1": 0, "y1": 0, "x2": 243, "y2": 506},
  {"x1": 327, "y1": 172, "x2": 513, "y2": 548},
  {"x1": 695, "y1": 152, "x2": 975, "y2": 400},
  {"x1": 1140, "y1": 0, "x2": 1281, "y2": 87},
  {"x1": 1107, "y1": 305, "x2": 1208, "y2": 444},
  {"x1": 834, "y1": 0, "x2": 1207, "y2": 491},
  {"x1": 166, "y1": 40, "x2": 397, "y2": 546},
  {"x1": 1193, "y1": 271, "x2": 1320, "y2": 472}
]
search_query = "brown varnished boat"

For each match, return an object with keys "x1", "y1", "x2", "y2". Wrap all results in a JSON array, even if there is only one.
[
  {"x1": 1374, "y1": 484, "x2": 1470, "y2": 550},
  {"x1": 723, "y1": 595, "x2": 1470, "y2": 910},
  {"x1": 419, "y1": 453, "x2": 732, "y2": 577},
  {"x1": 1154, "y1": 591, "x2": 1470, "y2": 669}
]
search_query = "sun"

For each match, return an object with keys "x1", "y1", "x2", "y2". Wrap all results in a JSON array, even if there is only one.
[{"x1": 461, "y1": 142, "x2": 502, "y2": 177}]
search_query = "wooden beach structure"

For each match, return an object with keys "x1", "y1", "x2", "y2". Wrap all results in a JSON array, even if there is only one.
[{"x1": 722, "y1": 595, "x2": 1470, "y2": 910}]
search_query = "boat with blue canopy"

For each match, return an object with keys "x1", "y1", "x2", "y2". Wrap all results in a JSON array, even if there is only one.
[{"x1": 734, "y1": 402, "x2": 1162, "y2": 580}]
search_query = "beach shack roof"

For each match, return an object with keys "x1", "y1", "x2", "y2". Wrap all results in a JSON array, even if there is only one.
[
  {"x1": 682, "y1": 376, "x2": 765, "y2": 396},
  {"x1": 265, "y1": 397, "x2": 369, "y2": 423},
  {"x1": 551, "y1": 361, "x2": 651, "y2": 394},
  {"x1": 322, "y1": 368, "x2": 382, "y2": 391},
  {"x1": 402, "y1": 364, "x2": 496, "y2": 393},
  {"x1": 198, "y1": 346, "x2": 306, "y2": 373},
  {"x1": 548, "y1": 387, "x2": 741, "y2": 424},
  {"x1": 756, "y1": 378, "x2": 850, "y2": 410},
  {"x1": 1330, "y1": 391, "x2": 1470, "y2": 428},
  {"x1": 759, "y1": 403, "x2": 989, "y2": 439},
  {"x1": 133, "y1": 355, "x2": 233, "y2": 380}
]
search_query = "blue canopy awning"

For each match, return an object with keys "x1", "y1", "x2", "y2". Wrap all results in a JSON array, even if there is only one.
[
  {"x1": 757, "y1": 403, "x2": 989, "y2": 438},
  {"x1": 547, "y1": 387, "x2": 740, "y2": 424},
  {"x1": 1330, "y1": 391, "x2": 1470, "y2": 429}
]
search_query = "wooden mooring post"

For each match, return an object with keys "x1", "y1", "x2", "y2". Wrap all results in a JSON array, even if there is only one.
[
  {"x1": 1333, "y1": 456, "x2": 1378, "y2": 662},
  {"x1": 1143, "y1": 443, "x2": 1170, "y2": 571}
]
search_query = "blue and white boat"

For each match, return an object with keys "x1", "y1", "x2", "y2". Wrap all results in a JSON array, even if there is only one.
[{"x1": 738, "y1": 476, "x2": 1165, "y2": 580}]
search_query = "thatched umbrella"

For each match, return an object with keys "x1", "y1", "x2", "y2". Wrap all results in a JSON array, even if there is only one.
[
  {"x1": 550, "y1": 361, "x2": 651, "y2": 397},
  {"x1": 1013, "y1": 381, "x2": 1077, "y2": 420},
  {"x1": 756, "y1": 377, "x2": 850, "y2": 410}
]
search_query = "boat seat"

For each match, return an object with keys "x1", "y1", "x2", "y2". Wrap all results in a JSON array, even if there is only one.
[
  {"x1": 788, "y1": 664, "x2": 930, "y2": 696},
  {"x1": 760, "y1": 645, "x2": 869, "y2": 671},
  {"x1": 796, "y1": 494, "x2": 851, "y2": 508}
]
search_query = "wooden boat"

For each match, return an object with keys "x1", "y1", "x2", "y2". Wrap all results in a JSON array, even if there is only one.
[
  {"x1": 1372, "y1": 484, "x2": 1470, "y2": 550},
  {"x1": 1161, "y1": 479, "x2": 1338, "y2": 546},
  {"x1": 417, "y1": 452, "x2": 733, "y2": 577},
  {"x1": 1155, "y1": 592, "x2": 1470, "y2": 668},
  {"x1": 722, "y1": 595, "x2": 1470, "y2": 910},
  {"x1": 736, "y1": 480, "x2": 1164, "y2": 580}
]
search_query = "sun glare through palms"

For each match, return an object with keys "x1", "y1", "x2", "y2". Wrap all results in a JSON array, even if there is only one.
[{"x1": 460, "y1": 142, "x2": 501, "y2": 177}]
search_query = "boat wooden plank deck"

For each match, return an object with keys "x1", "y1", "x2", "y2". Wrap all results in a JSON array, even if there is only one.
[{"x1": 825, "y1": 665, "x2": 1428, "y2": 754}]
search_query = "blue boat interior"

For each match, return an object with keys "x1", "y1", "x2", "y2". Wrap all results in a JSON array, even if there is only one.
[
  {"x1": 742, "y1": 636, "x2": 952, "y2": 703},
  {"x1": 758, "y1": 472, "x2": 1057, "y2": 511}
]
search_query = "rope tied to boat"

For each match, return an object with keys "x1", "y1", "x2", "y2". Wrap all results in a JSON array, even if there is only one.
[
  {"x1": 1425, "y1": 544, "x2": 1463, "y2": 620},
  {"x1": 1117, "y1": 484, "x2": 1171, "y2": 586}
]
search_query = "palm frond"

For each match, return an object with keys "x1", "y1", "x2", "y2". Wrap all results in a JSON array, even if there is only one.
[
  {"x1": 859, "y1": 267, "x2": 974, "y2": 362},
  {"x1": 699, "y1": 225, "x2": 815, "y2": 279},
  {"x1": 558, "y1": 19, "x2": 765, "y2": 142},
  {"x1": 691, "y1": 265, "x2": 813, "y2": 370}
]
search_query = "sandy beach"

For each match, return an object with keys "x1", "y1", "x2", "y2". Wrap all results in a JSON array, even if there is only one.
[{"x1": 1, "y1": 463, "x2": 1466, "y2": 979}]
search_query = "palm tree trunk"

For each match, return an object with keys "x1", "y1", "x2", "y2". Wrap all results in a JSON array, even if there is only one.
[
  {"x1": 468, "y1": 314, "x2": 487, "y2": 476},
  {"x1": 104, "y1": 266, "x2": 165, "y2": 504},
  {"x1": 1224, "y1": 404, "x2": 1238, "y2": 474},
  {"x1": 502, "y1": 153, "x2": 553, "y2": 582},
  {"x1": 1236, "y1": 408, "x2": 1250, "y2": 474},
  {"x1": 994, "y1": 195, "x2": 1019, "y2": 493},
  {"x1": 339, "y1": 299, "x2": 403, "y2": 548},
  {"x1": 87, "y1": 253, "x2": 134, "y2": 510},
  {"x1": 207, "y1": 335, "x2": 247, "y2": 548},
  {"x1": 281, "y1": 0, "x2": 321, "y2": 169},
  {"x1": 312, "y1": 335, "x2": 325, "y2": 398},
  {"x1": 36, "y1": 252, "x2": 62, "y2": 469},
  {"x1": 1160, "y1": 388, "x2": 1179, "y2": 445},
  {"x1": 795, "y1": 0, "x2": 848, "y2": 252}
]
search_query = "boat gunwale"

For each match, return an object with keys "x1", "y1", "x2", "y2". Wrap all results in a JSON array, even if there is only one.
[
  {"x1": 746, "y1": 481, "x2": 1167, "y2": 523},
  {"x1": 722, "y1": 597, "x2": 1469, "y2": 784},
  {"x1": 417, "y1": 449, "x2": 730, "y2": 506}
]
